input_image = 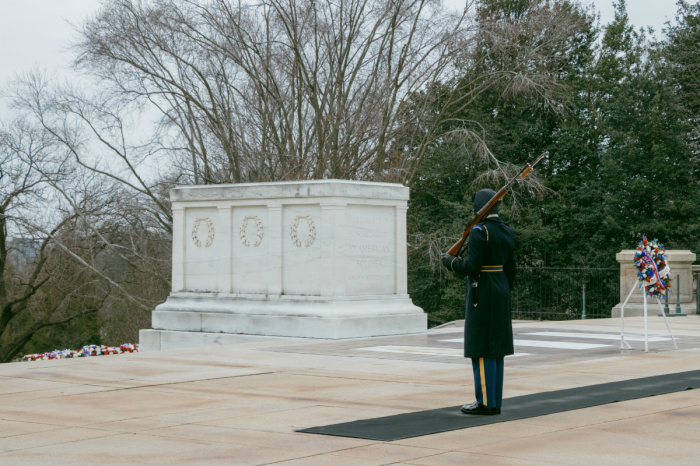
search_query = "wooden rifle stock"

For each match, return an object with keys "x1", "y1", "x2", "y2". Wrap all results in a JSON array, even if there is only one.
[{"x1": 446, "y1": 154, "x2": 546, "y2": 257}]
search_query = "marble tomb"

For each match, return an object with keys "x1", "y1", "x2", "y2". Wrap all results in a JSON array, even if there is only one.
[{"x1": 140, "y1": 180, "x2": 427, "y2": 350}]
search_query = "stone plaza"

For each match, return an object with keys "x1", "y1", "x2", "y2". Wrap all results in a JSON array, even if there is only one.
[{"x1": 2, "y1": 316, "x2": 700, "y2": 465}]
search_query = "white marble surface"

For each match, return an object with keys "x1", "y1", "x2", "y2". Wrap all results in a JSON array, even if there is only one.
[{"x1": 142, "y1": 180, "x2": 426, "y2": 350}]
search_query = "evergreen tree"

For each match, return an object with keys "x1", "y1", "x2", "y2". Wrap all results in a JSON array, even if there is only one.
[
  {"x1": 407, "y1": 0, "x2": 597, "y2": 325},
  {"x1": 573, "y1": 1, "x2": 700, "y2": 261},
  {"x1": 665, "y1": 1, "x2": 700, "y2": 122},
  {"x1": 664, "y1": 1, "x2": 700, "y2": 190},
  {"x1": 407, "y1": 0, "x2": 700, "y2": 325}
]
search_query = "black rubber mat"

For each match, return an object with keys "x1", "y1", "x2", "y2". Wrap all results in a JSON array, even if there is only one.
[{"x1": 297, "y1": 369, "x2": 700, "y2": 441}]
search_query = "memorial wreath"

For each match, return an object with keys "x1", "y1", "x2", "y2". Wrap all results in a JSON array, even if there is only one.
[{"x1": 634, "y1": 236, "x2": 672, "y2": 299}]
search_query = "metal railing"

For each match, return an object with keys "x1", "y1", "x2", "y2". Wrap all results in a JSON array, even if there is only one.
[{"x1": 512, "y1": 266, "x2": 620, "y2": 320}]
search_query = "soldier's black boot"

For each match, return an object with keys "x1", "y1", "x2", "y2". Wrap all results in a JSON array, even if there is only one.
[{"x1": 461, "y1": 401, "x2": 500, "y2": 415}]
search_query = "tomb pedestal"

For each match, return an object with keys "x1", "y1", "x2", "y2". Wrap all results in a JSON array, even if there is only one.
[{"x1": 140, "y1": 181, "x2": 426, "y2": 350}]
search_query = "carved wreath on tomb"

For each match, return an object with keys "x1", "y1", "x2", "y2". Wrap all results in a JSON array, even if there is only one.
[
  {"x1": 239, "y1": 215, "x2": 264, "y2": 248},
  {"x1": 290, "y1": 215, "x2": 316, "y2": 248},
  {"x1": 191, "y1": 217, "x2": 215, "y2": 248}
]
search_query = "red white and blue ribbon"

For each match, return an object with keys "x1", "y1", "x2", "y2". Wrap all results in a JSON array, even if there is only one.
[{"x1": 639, "y1": 251, "x2": 665, "y2": 290}]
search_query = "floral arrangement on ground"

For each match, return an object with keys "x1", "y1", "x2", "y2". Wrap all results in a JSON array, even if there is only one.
[
  {"x1": 634, "y1": 236, "x2": 672, "y2": 299},
  {"x1": 22, "y1": 344, "x2": 139, "y2": 361}
]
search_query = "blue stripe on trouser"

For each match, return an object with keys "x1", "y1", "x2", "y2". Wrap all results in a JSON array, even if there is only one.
[{"x1": 471, "y1": 357, "x2": 504, "y2": 408}]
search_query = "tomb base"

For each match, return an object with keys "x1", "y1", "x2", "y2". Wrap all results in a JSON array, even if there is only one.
[
  {"x1": 140, "y1": 292, "x2": 426, "y2": 350},
  {"x1": 138, "y1": 329, "x2": 290, "y2": 351}
]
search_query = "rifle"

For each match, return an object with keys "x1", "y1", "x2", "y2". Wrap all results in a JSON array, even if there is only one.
[{"x1": 446, "y1": 153, "x2": 546, "y2": 257}]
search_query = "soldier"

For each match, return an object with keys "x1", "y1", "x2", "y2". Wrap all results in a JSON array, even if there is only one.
[{"x1": 440, "y1": 188, "x2": 516, "y2": 416}]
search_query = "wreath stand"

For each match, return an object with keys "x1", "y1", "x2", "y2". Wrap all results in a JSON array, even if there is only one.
[{"x1": 619, "y1": 284, "x2": 678, "y2": 353}]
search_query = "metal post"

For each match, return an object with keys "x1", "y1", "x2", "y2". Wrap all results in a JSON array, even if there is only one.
[
  {"x1": 643, "y1": 292, "x2": 648, "y2": 353},
  {"x1": 582, "y1": 284, "x2": 586, "y2": 320},
  {"x1": 620, "y1": 285, "x2": 634, "y2": 350},
  {"x1": 696, "y1": 272, "x2": 699, "y2": 316},
  {"x1": 538, "y1": 263, "x2": 543, "y2": 320},
  {"x1": 667, "y1": 273, "x2": 687, "y2": 317}
]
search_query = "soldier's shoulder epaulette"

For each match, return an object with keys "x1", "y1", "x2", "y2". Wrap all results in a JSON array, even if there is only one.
[{"x1": 473, "y1": 223, "x2": 489, "y2": 241}]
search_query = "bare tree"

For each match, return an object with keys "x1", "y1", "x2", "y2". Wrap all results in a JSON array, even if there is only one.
[
  {"x1": 69, "y1": 0, "x2": 471, "y2": 183},
  {"x1": 0, "y1": 114, "x2": 172, "y2": 360},
  {"x1": 70, "y1": 0, "x2": 585, "y2": 186},
  {"x1": 8, "y1": 71, "x2": 175, "y2": 291},
  {"x1": 0, "y1": 120, "x2": 106, "y2": 362}
]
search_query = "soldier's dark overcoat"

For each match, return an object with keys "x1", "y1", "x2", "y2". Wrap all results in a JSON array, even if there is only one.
[{"x1": 449, "y1": 216, "x2": 516, "y2": 358}]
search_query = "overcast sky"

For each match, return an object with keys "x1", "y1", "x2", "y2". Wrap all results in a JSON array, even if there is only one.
[{"x1": 0, "y1": 0, "x2": 684, "y2": 119}]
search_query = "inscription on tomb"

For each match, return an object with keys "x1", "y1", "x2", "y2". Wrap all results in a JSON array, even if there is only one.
[
  {"x1": 348, "y1": 230, "x2": 390, "y2": 238},
  {"x1": 348, "y1": 216, "x2": 391, "y2": 225},
  {"x1": 355, "y1": 259, "x2": 383, "y2": 268},
  {"x1": 348, "y1": 274, "x2": 391, "y2": 281},
  {"x1": 347, "y1": 245, "x2": 391, "y2": 254}
]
